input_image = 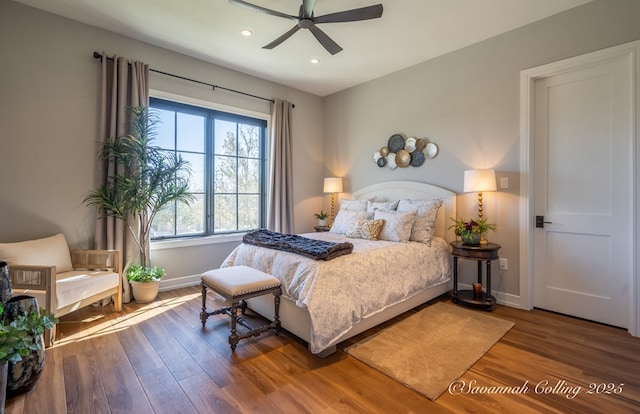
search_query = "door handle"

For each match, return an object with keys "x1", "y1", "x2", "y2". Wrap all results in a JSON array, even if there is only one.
[{"x1": 535, "y1": 216, "x2": 552, "y2": 228}]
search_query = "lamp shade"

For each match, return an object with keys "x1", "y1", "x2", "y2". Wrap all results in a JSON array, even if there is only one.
[
  {"x1": 463, "y1": 169, "x2": 497, "y2": 193},
  {"x1": 323, "y1": 177, "x2": 343, "y2": 193}
]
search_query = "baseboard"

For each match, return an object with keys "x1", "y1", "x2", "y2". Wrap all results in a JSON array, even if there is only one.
[
  {"x1": 161, "y1": 278, "x2": 527, "y2": 309},
  {"x1": 159, "y1": 274, "x2": 201, "y2": 292}
]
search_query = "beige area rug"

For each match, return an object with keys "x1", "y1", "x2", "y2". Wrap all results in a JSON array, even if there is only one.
[{"x1": 346, "y1": 302, "x2": 514, "y2": 401}]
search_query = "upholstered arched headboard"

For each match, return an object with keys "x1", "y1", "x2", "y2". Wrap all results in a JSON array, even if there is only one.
[{"x1": 351, "y1": 181, "x2": 456, "y2": 242}]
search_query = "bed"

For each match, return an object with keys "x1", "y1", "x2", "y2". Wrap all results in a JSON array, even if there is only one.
[{"x1": 221, "y1": 181, "x2": 456, "y2": 357}]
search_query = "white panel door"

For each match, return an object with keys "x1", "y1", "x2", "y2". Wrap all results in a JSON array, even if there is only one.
[{"x1": 533, "y1": 55, "x2": 633, "y2": 327}]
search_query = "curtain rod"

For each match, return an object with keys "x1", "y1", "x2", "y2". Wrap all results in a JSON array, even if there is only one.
[{"x1": 93, "y1": 52, "x2": 294, "y2": 108}]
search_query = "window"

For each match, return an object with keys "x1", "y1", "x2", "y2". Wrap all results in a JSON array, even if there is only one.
[{"x1": 149, "y1": 97, "x2": 267, "y2": 239}]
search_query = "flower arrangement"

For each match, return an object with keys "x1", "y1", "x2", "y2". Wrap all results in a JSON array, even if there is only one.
[{"x1": 449, "y1": 217, "x2": 496, "y2": 244}]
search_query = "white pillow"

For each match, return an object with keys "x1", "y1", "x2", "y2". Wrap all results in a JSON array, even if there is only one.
[
  {"x1": 366, "y1": 199, "x2": 399, "y2": 213},
  {"x1": 397, "y1": 198, "x2": 443, "y2": 244},
  {"x1": 0, "y1": 233, "x2": 73, "y2": 273},
  {"x1": 330, "y1": 210, "x2": 373, "y2": 234},
  {"x1": 373, "y1": 210, "x2": 417, "y2": 242},
  {"x1": 339, "y1": 198, "x2": 368, "y2": 212}
]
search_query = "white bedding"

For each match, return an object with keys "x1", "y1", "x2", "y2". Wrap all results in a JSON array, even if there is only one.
[{"x1": 222, "y1": 232, "x2": 451, "y2": 353}]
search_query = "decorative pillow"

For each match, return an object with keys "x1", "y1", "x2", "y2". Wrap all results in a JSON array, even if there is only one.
[
  {"x1": 366, "y1": 199, "x2": 399, "y2": 213},
  {"x1": 397, "y1": 198, "x2": 443, "y2": 244},
  {"x1": 0, "y1": 233, "x2": 73, "y2": 273},
  {"x1": 346, "y1": 219, "x2": 385, "y2": 241},
  {"x1": 373, "y1": 210, "x2": 418, "y2": 242},
  {"x1": 339, "y1": 198, "x2": 369, "y2": 212},
  {"x1": 330, "y1": 211, "x2": 373, "y2": 234}
]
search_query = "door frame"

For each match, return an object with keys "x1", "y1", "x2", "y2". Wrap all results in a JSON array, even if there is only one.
[{"x1": 519, "y1": 40, "x2": 640, "y2": 336}]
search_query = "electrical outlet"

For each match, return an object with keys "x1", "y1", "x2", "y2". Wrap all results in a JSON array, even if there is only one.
[
  {"x1": 499, "y1": 258, "x2": 508, "y2": 270},
  {"x1": 500, "y1": 177, "x2": 509, "y2": 189}
]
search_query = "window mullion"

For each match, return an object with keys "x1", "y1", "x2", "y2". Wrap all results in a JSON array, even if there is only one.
[{"x1": 206, "y1": 112, "x2": 215, "y2": 235}]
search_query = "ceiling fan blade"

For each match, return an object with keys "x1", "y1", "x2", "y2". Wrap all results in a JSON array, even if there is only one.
[
  {"x1": 301, "y1": 0, "x2": 316, "y2": 18},
  {"x1": 262, "y1": 25, "x2": 301, "y2": 50},
  {"x1": 229, "y1": 0, "x2": 297, "y2": 21},
  {"x1": 308, "y1": 25, "x2": 343, "y2": 55},
  {"x1": 315, "y1": 4, "x2": 383, "y2": 24}
]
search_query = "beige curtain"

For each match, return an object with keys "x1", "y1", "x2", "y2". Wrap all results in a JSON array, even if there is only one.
[
  {"x1": 94, "y1": 52, "x2": 149, "y2": 303},
  {"x1": 267, "y1": 99, "x2": 294, "y2": 233}
]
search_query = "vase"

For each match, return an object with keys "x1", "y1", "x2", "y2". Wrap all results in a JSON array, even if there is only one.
[
  {"x1": 0, "y1": 362, "x2": 7, "y2": 414},
  {"x1": 461, "y1": 233, "x2": 481, "y2": 246},
  {"x1": 0, "y1": 262, "x2": 12, "y2": 304},
  {"x1": 2, "y1": 295, "x2": 45, "y2": 397}
]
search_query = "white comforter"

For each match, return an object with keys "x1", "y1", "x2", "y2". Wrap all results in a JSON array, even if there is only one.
[{"x1": 222, "y1": 232, "x2": 451, "y2": 353}]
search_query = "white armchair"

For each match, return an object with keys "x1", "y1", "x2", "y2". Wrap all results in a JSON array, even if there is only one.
[{"x1": 0, "y1": 233, "x2": 122, "y2": 345}]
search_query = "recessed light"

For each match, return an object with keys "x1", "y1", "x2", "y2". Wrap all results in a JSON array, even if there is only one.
[
  {"x1": 241, "y1": 29, "x2": 252, "y2": 37},
  {"x1": 310, "y1": 58, "x2": 320, "y2": 64}
]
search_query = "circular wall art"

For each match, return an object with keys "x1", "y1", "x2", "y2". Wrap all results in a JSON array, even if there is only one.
[
  {"x1": 395, "y1": 149, "x2": 411, "y2": 168},
  {"x1": 425, "y1": 142, "x2": 438, "y2": 159},
  {"x1": 410, "y1": 150, "x2": 425, "y2": 167},
  {"x1": 387, "y1": 134, "x2": 405, "y2": 153},
  {"x1": 372, "y1": 133, "x2": 438, "y2": 169}
]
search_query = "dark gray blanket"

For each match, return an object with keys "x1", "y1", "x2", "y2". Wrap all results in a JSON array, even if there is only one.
[{"x1": 242, "y1": 229, "x2": 353, "y2": 261}]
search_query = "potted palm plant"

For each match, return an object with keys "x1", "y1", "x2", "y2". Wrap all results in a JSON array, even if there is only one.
[{"x1": 84, "y1": 106, "x2": 194, "y2": 303}]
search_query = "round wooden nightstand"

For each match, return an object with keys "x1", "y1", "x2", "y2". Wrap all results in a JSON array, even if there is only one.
[
  {"x1": 450, "y1": 241, "x2": 501, "y2": 311},
  {"x1": 314, "y1": 226, "x2": 330, "y2": 232}
]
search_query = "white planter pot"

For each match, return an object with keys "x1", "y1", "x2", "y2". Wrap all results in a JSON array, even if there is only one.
[
  {"x1": 318, "y1": 219, "x2": 327, "y2": 227},
  {"x1": 130, "y1": 281, "x2": 160, "y2": 303}
]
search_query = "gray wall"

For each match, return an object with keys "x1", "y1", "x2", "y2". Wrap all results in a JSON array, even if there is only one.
[
  {"x1": 0, "y1": 1, "x2": 323, "y2": 285},
  {"x1": 323, "y1": 0, "x2": 640, "y2": 298},
  {"x1": 2, "y1": 0, "x2": 640, "y2": 298}
]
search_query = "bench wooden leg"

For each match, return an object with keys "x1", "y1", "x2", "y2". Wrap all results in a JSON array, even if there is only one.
[
  {"x1": 229, "y1": 302, "x2": 239, "y2": 351},
  {"x1": 200, "y1": 283, "x2": 208, "y2": 327},
  {"x1": 274, "y1": 289, "x2": 281, "y2": 335}
]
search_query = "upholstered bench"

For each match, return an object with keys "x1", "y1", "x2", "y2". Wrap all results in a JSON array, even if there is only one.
[{"x1": 200, "y1": 265, "x2": 281, "y2": 351}]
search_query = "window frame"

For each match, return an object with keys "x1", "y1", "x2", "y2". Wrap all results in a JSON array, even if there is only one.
[{"x1": 148, "y1": 94, "x2": 268, "y2": 243}]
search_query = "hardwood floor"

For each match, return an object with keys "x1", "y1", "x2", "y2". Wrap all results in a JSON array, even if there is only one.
[{"x1": 6, "y1": 286, "x2": 640, "y2": 413}]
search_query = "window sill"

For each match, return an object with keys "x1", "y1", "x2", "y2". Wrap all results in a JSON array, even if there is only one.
[{"x1": 150, "y1": 233, "x2": 244, "y2": 251}]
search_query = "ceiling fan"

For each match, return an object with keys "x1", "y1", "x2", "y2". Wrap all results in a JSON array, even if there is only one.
[{"x1": 230, "y1": 0, "x2": 383, "y2": 55}]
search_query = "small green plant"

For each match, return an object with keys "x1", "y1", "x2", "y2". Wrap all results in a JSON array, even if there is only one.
[
  {"x1": 314, "y1": 210, "x2": 328, "y2": 220},
  {"x1": 126, "y1": 265, "x2": 164, "y2": 283},
  {"x1": 0, "y1": 303, "x2": 57, "y2": 364}
]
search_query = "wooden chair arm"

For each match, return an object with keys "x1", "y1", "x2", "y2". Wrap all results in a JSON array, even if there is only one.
[
  {"x1": 7, "y1": 264, "x2": 55, "y2": 291},
  {"x1": 7, "y1": 265, "x2": 56, "y2": 319},
  {"x1": 70, "y1": 249, "x2": 121, "y2": 274}
]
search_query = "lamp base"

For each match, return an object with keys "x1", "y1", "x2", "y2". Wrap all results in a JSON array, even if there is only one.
[{"x1": 329, "y1": 192, "x2": 336, "y2": 228}]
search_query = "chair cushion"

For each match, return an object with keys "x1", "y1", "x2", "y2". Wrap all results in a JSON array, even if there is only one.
[
  {"x1": 0, "y1": 233, "x2": 73, "y2": 273},
  {"x1": 56, "y1": 270, "x2": 120, "y2": 309},
  {"x1": 201, "y1": 266, "x2": 280, "y2": 298}
]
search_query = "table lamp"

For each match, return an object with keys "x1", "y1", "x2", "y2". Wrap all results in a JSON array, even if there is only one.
[
  {"x1": 323, "y1": 177, "x2": 343, "y2": 227},
  {"x1": 464, "y1": 169, "x2": 496, "y2": 243}
]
